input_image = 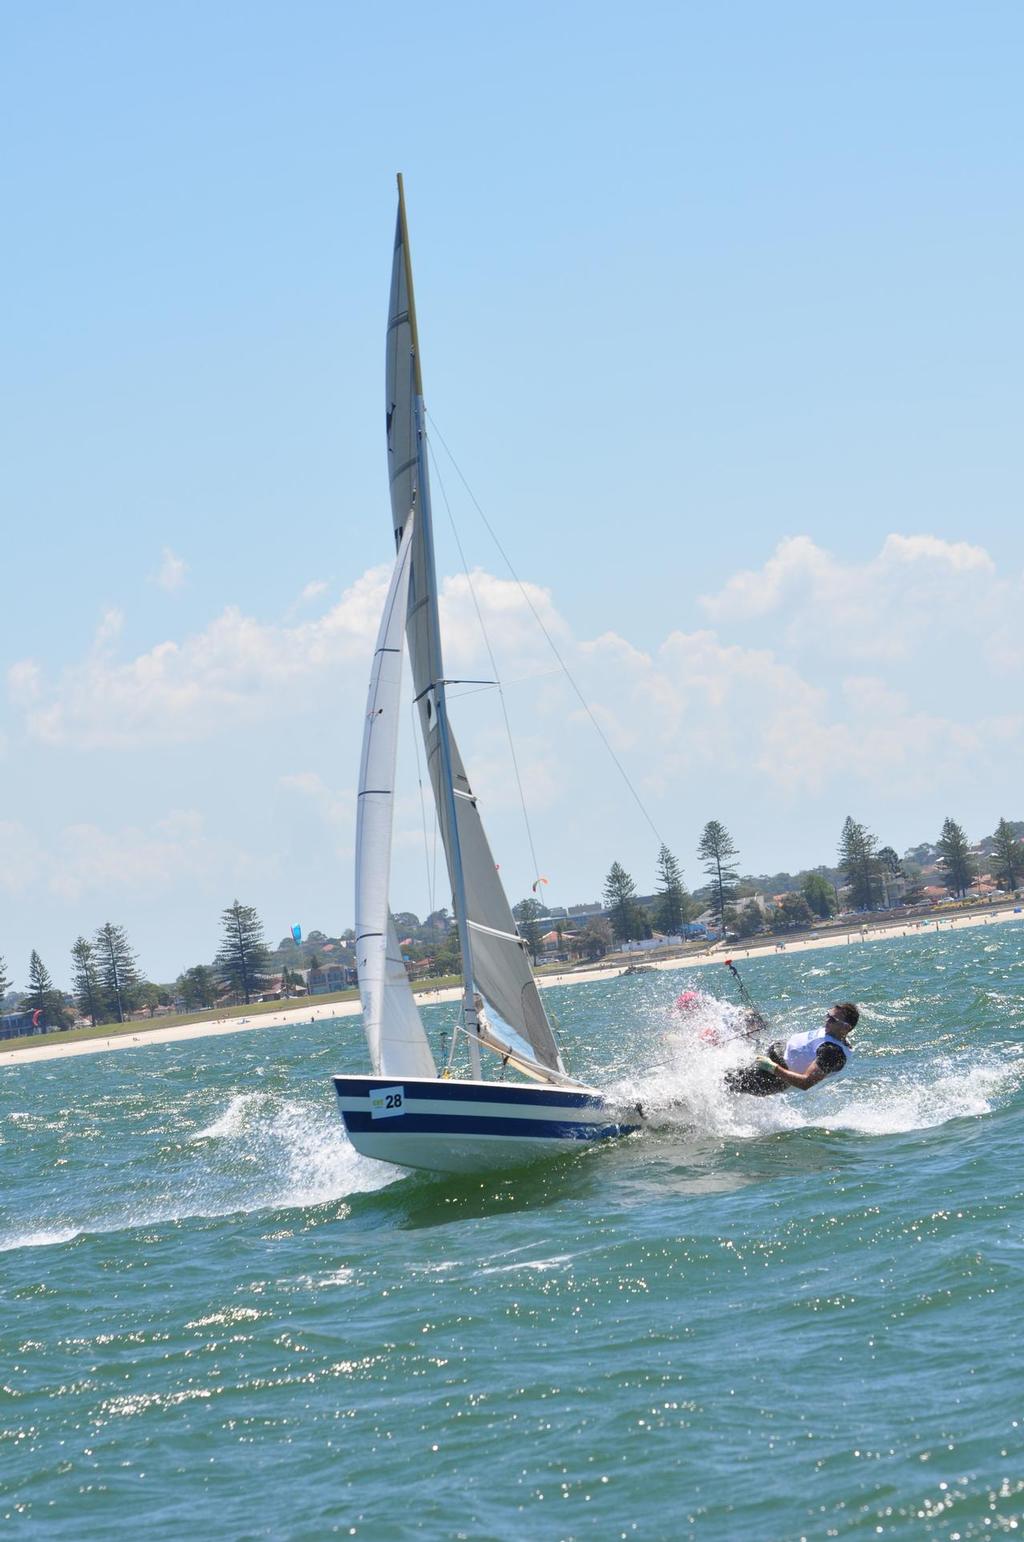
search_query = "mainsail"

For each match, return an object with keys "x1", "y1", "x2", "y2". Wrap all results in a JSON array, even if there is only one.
[
  {"x1": 354, "y1": 516, "x2": 436, "y2": 1079},
  {"x1": 385, "y1": 176, "x2": 565, "y2": 1078}
]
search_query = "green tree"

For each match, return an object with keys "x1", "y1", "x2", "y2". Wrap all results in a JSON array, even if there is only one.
[
  {"x1": 0, "y1": 954, "x2": 9, "y2": 1004},
  {"x1": 603, "y1": 862, "x2": 648, "y2": 943},
  {"x1": 70, "y1": 937, "x2": 102, "y2": 1025},
  {"x1": 772, "y1": 893, "x2": 815, "y2": 932},
  {"x1": 991, "y1": 816, "x2": 1022, "y2": 891},
  {"x1": 936, "y1": 818, "x2": 974, "y2": 897},
  {"x1": 512, "y1": 897, "x2": 546, "y2": 963},
  {"x1": 697, "y1": 821, "x2": 739, "y2": 926},
  {"x1": 215, "y1": 900, "x2": 270, "y2": 1004},
  {"x1": 838, "y1": 816, "x2": 880, "y2": 910},
  {"x1": 653, "y1": 845, "x2": 690, "y2": 935},
  {"x1": 178, "y1": 964, "x2": 218, "y2": 1010},
  {"x1": 580, "y1": 916, "x2": 613, "y2": 960},
  {"x1": 801, "y1": 872, "x2": 837, "y2": 919},
  {"x1": 725, "y1": 899, "x2": 763, "y2": 938},
  {"x1": 24, "y1": 950, "x2": 58, "y2": 1026},
  {"x1": 430, "y1": 926, "x2": 462, "y2": 978},
  {"x1": 94, "y1": 922, "x2": 142, "y2": 1023},
  {"x1": 137, "y1": 982, "x2": 163, "y2": 1018}
]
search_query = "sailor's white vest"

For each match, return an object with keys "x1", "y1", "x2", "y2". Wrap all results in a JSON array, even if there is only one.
[{"x1": 783, "y1": 1028, "x2": 852, "y2": 1078}]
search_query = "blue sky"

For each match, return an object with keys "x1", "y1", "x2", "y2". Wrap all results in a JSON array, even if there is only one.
[{"x1": 2, "y1": 1, "x2": 1022, "y2": 987}]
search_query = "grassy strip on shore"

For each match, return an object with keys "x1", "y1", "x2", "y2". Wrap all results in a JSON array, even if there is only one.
[{"x1": 0, "y1": 991, "x2": 355, "y2": 1055}]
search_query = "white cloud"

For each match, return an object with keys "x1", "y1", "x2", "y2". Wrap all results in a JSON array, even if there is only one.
[
  {"x1": 0, "y1": 810, "x2": 231, "y2": 904},
  {"x1": 7, "y1": 659, "x2": 41, "y2": 705},
  {"x1": 438, "y1": 570, "x2": 569, "y2": 677},
  {"x1": 280, "y1": 771, "x2": 354, "y2": 833},
  {"x1": 7, "y1": 537, "x2": 1023, "y2": 828},
  {"x1": 153, "y1": 547, "x2": 188, "y2": 591},
  {"x1": 879, "y1": 533, "x2": 995, "y2": 573},
  {"x1": 300, "y1": 580, "x2": 329, "y2": 603},
  {"x1": 698, "y1": 535, "x2": 832, "y2": 622},
  {"x1": 15, "y1": 567, "x2": 392, "y2": 749},
  {"x1": 699, "y1": 531, "x2": 1020, "y2": 669}
]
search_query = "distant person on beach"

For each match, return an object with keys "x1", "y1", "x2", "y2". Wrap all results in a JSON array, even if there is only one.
[{"x1": 725, "y1": 1002, "x2": 859, "y2": 1096}]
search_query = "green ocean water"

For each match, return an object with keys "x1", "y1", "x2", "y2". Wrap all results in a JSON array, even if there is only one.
[{"x1": 2, "y1": 923, "x2": 1023, "y2": 1540}]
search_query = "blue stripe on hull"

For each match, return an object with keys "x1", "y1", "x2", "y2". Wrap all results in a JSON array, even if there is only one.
[
  {"x1": 339, "y1": 1109, "x2": 638, "y2": 1141},
  {"x1": 331, "y1": 1075, "x2": 605, "y2": 1110}
]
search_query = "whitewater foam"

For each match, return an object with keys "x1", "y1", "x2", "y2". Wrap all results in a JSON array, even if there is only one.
[
  {"x1": 0, "y1": 1091, "x2": 401, "y2": 1253},
  {"x1": 608, "y1": 994, "x2": 1022, "y2": 1144}
]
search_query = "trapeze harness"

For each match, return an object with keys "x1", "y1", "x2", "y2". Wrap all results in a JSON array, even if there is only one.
[
  {"x1": 777, "y1": 1028, "x2": 853, "y2": 1080},
  {"x1": 728, "y1": 1026, "x2": 852, "y2": 1096}
]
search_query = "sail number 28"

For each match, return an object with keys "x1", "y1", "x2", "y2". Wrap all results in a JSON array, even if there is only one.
[{"x1": 370, "y1": 1086, "x2": 405, "y2": 1120}]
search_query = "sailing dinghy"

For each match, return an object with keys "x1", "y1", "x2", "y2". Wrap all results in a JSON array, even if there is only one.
[{"x1": 332, "y1": 178, "x2": 641, "y2": 1174}]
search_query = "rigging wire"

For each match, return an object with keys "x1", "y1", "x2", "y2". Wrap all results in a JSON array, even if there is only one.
[
  {"x1": 425, "y1": 410, "x2": 665, "y2": 851},
  {"x1": 427, "y1": 436, "x2": 545, "y2": 891}
]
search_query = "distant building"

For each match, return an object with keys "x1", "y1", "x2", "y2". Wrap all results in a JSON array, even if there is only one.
[
  {"x1": 1, "y1": 1011, "x2": 38, "y2": 1040},
  {"x1": 306, "y1": 963, "x2": 356, "y2": 994}
]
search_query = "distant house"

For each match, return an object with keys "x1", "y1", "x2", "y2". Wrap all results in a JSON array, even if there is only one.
[
  {"x1": 622, "y1": 932, "x2": 678, "y2": 953},
  {"x1": 307, "y1": 963, "x2": 354, "y2": 994},
  {"x1": 1, "y1": 1011, "x2": 39, "y2": 1040}
]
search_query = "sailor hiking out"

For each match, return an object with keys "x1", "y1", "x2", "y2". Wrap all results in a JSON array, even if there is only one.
[{"x1": 726, "y1": 1002, "x2": 859, "y2": 1096}]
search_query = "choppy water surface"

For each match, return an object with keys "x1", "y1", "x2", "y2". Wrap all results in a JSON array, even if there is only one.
[{"x1": 3, "y1": 925, "x2": 1023, "y2": 1539}]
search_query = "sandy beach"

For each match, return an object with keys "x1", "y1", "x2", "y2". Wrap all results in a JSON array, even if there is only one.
[{"x1": 3, "y1": 904, "x2": 1020, "y2": 1068}]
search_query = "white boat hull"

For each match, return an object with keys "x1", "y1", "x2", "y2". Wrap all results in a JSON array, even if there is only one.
[{"x1": 332, "y1": 1075, "x2": 642, "y2": 1174}]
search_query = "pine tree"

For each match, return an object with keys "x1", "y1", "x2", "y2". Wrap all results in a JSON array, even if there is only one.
[
  {"x1": 837, "y1": 816, "x2": 880, "y2": 910},
  {"x1": 697, "y1": 821, "x2": 739, "y2": 926},
  {"x1": 215, "y1": 900, "x2": 270, "y2": 1004},
  {"x1": 936, "y1": 818, "x2": 974, "y2": 897},
  {"x1": 94, "y1": 922, "x2": 142, "y2": 1023},
  {"x1": 24, "y1": 950, "x2": 60, "y2": 1027},
  {"x1": 653, "y1": 845, "x2": 689, "y2": 936},
  {"x1": 603, "y1": 862, "x2": 647, "y2": 943},
  {"x1": 70, "y1": 937, "x2": 102, "y2": 1025},
  {"x1": 991, "y1": 816, "x2": 1022, "y2": 892},
  {"x1": 512, "y1": 898, "x2": 546, "y2": 963},
  {"x1": 0, "y1": 954, "x2": 9, "y2": 1004}
]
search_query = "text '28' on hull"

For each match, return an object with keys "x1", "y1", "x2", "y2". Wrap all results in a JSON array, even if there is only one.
[{"x1": 333, "y1": 1076, "x2": 642, "y2": 1174}]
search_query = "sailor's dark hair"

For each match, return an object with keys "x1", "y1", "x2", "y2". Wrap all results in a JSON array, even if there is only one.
[{"x1": 833, "y1": 1002, "x2": 860, "y2": 1029}]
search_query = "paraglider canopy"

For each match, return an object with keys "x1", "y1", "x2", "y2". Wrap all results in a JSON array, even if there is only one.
[{"x1": 291, "y1": 924, "x2": 302, "y2": 945}]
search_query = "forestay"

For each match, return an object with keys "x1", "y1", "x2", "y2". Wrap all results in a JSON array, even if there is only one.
[
  {"x1": 354, "y1": 516, "x2": 436, "y2": 1079},
  {"x1": 385, "y1": 180, "x2": 565, "y2": 1079}
]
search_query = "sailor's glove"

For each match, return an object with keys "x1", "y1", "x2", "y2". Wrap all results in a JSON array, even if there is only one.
[{"x1": 755, "y1": 1056, "x2": 779, "y2": 1076}]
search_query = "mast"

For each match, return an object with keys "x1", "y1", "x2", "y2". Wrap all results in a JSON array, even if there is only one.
[{"x1": 396, "y1": 175, "x2": 482, "y2": 1077}]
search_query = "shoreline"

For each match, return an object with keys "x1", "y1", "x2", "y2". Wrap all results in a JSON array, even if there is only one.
[{"x1": 2, "y1": 905, "x2": 1020, "y2": 1069}]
